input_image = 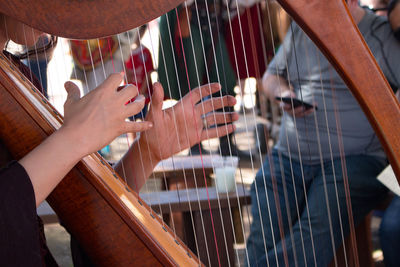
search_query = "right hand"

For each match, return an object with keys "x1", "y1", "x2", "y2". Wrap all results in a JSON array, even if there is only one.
[{"x1": 61, "y1": 73, "x2": 153, "y2": 157}]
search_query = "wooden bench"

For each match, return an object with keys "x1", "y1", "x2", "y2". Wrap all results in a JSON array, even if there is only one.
[{"x1": 140, "y1": 185, "x2": 251, "y2": 267}]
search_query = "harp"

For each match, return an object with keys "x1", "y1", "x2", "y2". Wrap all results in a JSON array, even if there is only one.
[{"x1": 0, "y1": 0, "x2": 399, "y2": 266}]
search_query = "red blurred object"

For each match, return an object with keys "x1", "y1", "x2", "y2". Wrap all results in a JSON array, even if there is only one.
[
  {"x1": 225, "y1": 4, "x2": 267, "y2": 79},
  {"x1": 125, "y1": 45, "x2": 154, "y2": 104}
]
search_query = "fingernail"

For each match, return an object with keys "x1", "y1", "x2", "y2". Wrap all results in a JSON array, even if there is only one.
[
  {"x1": 149, "y1": 122, "x2": 153, "y2": 128},
  {"x1": 64, "y1": 80, "x2": 73, "y2": 87},
  {"x1": 135, "y1": 95, "x2": 145, "y2": 102},
  {"x1": 117, "y1": 85, "x2": 126, "y2": 91}
]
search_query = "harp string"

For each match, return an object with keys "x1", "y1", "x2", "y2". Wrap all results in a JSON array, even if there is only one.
[
  {"x1": 114, "y1": 33, "x2": 154, "y2": 200},
  {"x1": 308, "y1": 40, "x2": 357, "y2": 266},
  {"x1": 301, "y1": 34, "x2": 341, "y2": 266},
  {"x1": 116, "y1": 33, "x2": 140, "y2": 190},
  {"x1": 158, "y1": 12, "x2": 211, "y2": 263},
  {"x1": 230, "y1": 2, "x2": 290, "y2": 265},
  {"x1": 227, "y1": 2, "x2": 324, "y2": 265},
  {"x1": 255, "y1": 3, "x2": 287, "y2": 265},
  {"x1": 181, "y1": 1, "x2": 248, "y2": 264},
  {"x1": 222, "y1": 1, "x2": 288, "y2": 265},
  {"x1": 284, "y1": 21, "x2": 341, "y2": 267},
  {"x1": 136, "y1": 12, "x2": 211, "y2": 264},
  {"x1": 325, "y1": 65, "x2": 352, "y2": 266},
  {"x1": 140, "y1": 11, "x2": 212, "y2": 264},
  {"x1": 301, "y1": 25, "x2": 360, "y2": 266},
  {"x1": 284, "y1": 10, "x2": 362, "y2": 266},
  {"x1": 279, "y1": 15, "x2": 344, "y2": 267},
  {"x1": 132, "y1": 27, "x2": 182, "y2": 238},
  {"x1": 204, "y1": 0, "x2": 257, "y2": 264},
  {"x1": 122, "y1": 29, "x2": 153, "y2": 194},
  {"x1": 328, "y1": 65, "x2": 360, "y2": 266},
  {"x1": 47, "y1": 36, "x2": 62, "y2": 103},
  {"x1": 174, "y1": 6, "x2": 225, "y2": 265},
  {"x1": 253, "y1": 3, "x2": 334, "y2": 265},
  {"x1": 95, "y1": 35, "x2": 136, "y2": 191},
  {"x1": 231, "y1": 1, "x2": 287, "y2": 264},
  {"x1": 204, "y1": 1, "x2": 254, "y2": 265},
  {"x1": 287, "y1": 22, "x2": 322, "y2": 266},
  {"x1": 265, "y1": 4, "x2": 306, "y2": 266},
  {"x1": 184, "y1": 1, "x2": 271, "y2": 265},
  {"x1": 28, "y1": 29, "x2": 46, "y2": 97},
  {"x1": 179, "y1": 2, "x2": 233, "y2": 264},
  {"x1": 223, "y1": 1, "x2": 286, "y2": 265}
]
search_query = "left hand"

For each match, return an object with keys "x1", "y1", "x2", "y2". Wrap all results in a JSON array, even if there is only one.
[
  {"x1": 62, "y1": 73, "x2": 152, "y2": 157},
  {"x1": 140, "y1": 82, "x2": 238, "y2": 162}
]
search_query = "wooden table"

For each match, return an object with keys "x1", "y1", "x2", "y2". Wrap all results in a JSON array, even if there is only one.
[
  {"x1": 151, "y1": 155, "x2": 228, "y2": 189},
  {"x1": 140, "y1": 185, "x2": 251, "y2": 267}
]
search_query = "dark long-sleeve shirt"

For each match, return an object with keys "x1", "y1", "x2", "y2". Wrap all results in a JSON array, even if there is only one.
[{"x1": 0, "y1": 161, "x2": 58, "y2": 266}]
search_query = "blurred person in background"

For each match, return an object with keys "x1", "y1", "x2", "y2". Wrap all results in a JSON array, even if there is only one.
[
  {"x1": 158, "y1": 0, "x2": 237, "y2": 156},
  {"x1": 246, "y1": 0, "x2": 400, "y2": 265}
]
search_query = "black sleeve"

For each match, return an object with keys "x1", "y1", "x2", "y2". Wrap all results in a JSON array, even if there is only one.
[{"x1": 0, "y1": 161, "x2": 43, "y2": 266}]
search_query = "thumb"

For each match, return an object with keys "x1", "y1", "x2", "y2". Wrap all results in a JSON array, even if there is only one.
[
  {"x1": 64, "y1": 81, "x2": 81, "y2": 104},
  {"x1": 151, "y1": 82, "x2": 164, "y2": 110}
]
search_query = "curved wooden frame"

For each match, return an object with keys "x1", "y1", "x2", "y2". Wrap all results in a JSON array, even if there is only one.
[
  {"x1": 277, "y1": 0, "x2": 400, "y2": 183},
  {"x1": 0, "y1": 0, "x2": 184, "y2": 39}
]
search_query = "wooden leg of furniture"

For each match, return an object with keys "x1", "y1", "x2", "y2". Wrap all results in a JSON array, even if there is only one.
[
  {"x1": 193, "y1": 207, "x2": 235, "y2": 267},
  {"x1": 232, "y1": 207, "x2": 244, "y2": 244},
  {"x1": 141, "y1": 186, "x2": 251, "y2": 266}
]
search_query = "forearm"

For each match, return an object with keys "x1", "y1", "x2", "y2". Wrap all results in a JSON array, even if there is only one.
[
  {"x1": 114, "y1": 135, "x2": 158, "y2": 193},
  {"x1": 262, "y1": 72, "x2": 291, "y2": 100},
  {"x1": 19, "y1": 127, "x2": 85, "y2": 207}
]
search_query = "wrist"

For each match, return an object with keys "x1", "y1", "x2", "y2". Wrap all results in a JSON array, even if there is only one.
[
  {"x1": 55, "y1": 126, "x2": 89, "y2": 160},
  {"x1": 135, "y1": 135, "x2": 161, "y2": 167},
  {"x1": 119, "y1": 136, "x2": 160, "y2": 191}
]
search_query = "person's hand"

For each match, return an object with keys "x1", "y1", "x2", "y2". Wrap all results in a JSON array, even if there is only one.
[
  {"x1": 61, "y1": 73, "x2": 153, "y2": 157},
  {"x1": 140, "y1": 82, "x2": 238, "y2": 162},
  {"x1": 275, "y1": 90, "x2": 315, "y2": 117}
]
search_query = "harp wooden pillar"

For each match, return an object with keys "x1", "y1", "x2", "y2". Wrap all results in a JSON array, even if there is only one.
[{"x1": 276, "y1": 0, "x2": 400, "y2": 266}]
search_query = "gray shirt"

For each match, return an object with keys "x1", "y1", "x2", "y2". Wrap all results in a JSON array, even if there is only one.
[{"x1": 268, "y1": 9, "x2": 400, "y2": 164}]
